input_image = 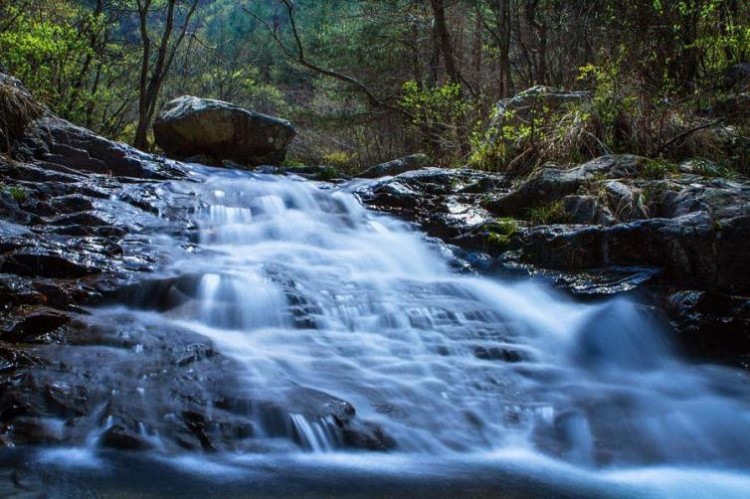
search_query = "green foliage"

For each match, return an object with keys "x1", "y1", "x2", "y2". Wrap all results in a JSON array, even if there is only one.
[
  {"x1": 322, "y1": 151, "x2": 354, "y2": 169},
  {"x1": 690, "y1": 159, "x2": 737, "y2": 179},
  {"x1": 468, "y1": 129, "x2": 506, "y2": 171},
  {"x1": 528, "y1": 200, "x2": 570, "y2": 225},
  {"x1": 0, "y1": 0, "x2": 746, "y2": 173},
  {"x1": 0, "y1": 3, "x2": 97, "y2": 114},
  {"x1": 400, "y1": 81, "x2": 469, "y2": 125},
  {"x1": 315, "y1": 166, "x2": 340, "y2": 181},
  {"x1": 640, "y1": 159, "x2": 678, "y2": 180},
  {"x1": 282, "y1": 157, "x2": 306, "y2": 168},
  {"x1": 400, "y1": 80, "x2": 478, "y2": 164}
]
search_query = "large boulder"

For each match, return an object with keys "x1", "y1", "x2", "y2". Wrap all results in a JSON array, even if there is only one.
[{"x1": 153, "y1": 96, "x2": 295, "y2": 167}]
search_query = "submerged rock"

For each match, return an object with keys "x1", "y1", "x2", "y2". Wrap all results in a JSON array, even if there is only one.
[{"x1": 153, "y1": 96, "x2": 296, "y2": 167}]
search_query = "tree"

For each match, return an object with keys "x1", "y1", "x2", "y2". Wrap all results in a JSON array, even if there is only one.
[{"x1": 132, "y1": 0, "x2": 200, "y2": 150}]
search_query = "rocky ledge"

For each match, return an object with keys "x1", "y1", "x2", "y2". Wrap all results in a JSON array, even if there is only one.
[{"x1": 351, "y1": 155, "x2": 750, "y2": 363}]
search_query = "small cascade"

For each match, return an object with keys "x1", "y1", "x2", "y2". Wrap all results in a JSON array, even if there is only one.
[{"x1": 288, "y1": 414, "x2": 341, "y2": 452}]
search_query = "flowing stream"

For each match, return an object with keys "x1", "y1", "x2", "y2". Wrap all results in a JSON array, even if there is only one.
[{"x1": 18, "y1": 169, "x2": 750, "y2": 497}]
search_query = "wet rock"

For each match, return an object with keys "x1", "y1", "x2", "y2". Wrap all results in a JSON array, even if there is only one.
[
  {"x1": 0, "y1": 275, "x2": 46, "y2": 309},
  {"x1": 358, "y1": 154, "x2": 431, "y2": 179},
  {"x1": 0, "y1": 345, "x2": 41, "y2": 374},
  {"x1": 353, "y1": 167, "x2": 502, "y2": 248},
  {"x1": 14, "y1": 116, "x2": 184, "y2": 179},
  {"x1": 667, "y1": 291, "x2": 750, "y2": 363},
  {"x1": 3, "y1": 307, "x2": 71, "y2": 343},
  {"x1": 100, "y1": 424, "x2": 152, "y2": 451},
  {"x1": 50, "y1": 194, "x2": 94, "y2": 213},
  {"x1": 1, "y1": 251, "x2": 100, "y2": 279},
  {"x1": 153, "y1": 96, "x2": 295, "y2": 167},
  {"x1": 7, "y1": 417, "x2": 64, "y2": 445},
  {"x1": 473, "y1": 346, "x2": 524, "y2": 363}
]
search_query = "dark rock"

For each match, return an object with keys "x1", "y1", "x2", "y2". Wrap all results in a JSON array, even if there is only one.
[
  {"x1": 4, "y1": 307, "x2": 71, "y2": 343},
  {"x1": 153, "y1": 96, "x2": 295, "y2": 167},
  {"x1": 473, "y1": 346, "x2": 524, "y2": 362},
  {"x1": 667, "y1": 291, "x2": 750, "y2": 363},
  {"x1": 100, "y1": 424, "x2": 152, "y2": 451},
  {"x1": 358, "y1": 154, "x2": 431, "y2": 178},
  {"x1": 50, "y1": 194, "x2": 94, "y2": 213},
  {"x1": 1, "y1": 251, "x2": 100, "y2": 279},
  {"x1": 0, "y1": 275, "x2": 46, "y2": 308},
  {"x1": 7, "y1": 417, "x2": 64, "y2": 445}
]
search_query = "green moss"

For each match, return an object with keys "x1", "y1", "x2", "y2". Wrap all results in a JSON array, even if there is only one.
[
  {"x1": 484, "y1": 217, "x2": 520, "y2": 252},
  {"x1": 7, "y1": 186, "x2": 26, "y2": 202}
]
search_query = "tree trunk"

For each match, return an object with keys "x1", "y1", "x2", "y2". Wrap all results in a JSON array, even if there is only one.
[
  {"x1": 134, "y1": 0, "x2": 199, "y2": 151},
  {"x1": 429, "y1": 0, "x2": 460, "y2": 85},
  {"x1": 498, "y1": 0, "x2": 513, "y2": 97}
]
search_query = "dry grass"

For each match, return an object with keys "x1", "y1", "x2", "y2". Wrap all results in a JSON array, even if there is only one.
[{"x1": 0, "y1": 78, "x2": 43, "y2": 153}]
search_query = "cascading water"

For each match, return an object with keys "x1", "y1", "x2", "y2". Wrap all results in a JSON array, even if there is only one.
[{"x1": 25, "y1": 169, "x2": 750, "y2": 497}]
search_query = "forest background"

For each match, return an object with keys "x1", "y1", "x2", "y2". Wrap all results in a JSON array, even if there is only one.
[{"x1": 1, "y1": 0, "x2": 748, "y2": 173}]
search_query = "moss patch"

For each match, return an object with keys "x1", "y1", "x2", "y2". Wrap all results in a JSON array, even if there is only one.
[{"x1": 484, "y1": 217, "x2": 520, "y2": 252}]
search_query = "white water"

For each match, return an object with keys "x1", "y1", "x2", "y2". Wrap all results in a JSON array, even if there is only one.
[{"x1": 43, "y1": 171, "x2": 750, "y2": 495}]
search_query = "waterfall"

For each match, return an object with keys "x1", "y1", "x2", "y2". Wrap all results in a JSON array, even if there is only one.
[
  {"x1": 30, "y1": 169, "x2": 750, "y2": 497},
  {"x1": 157, "y1": 172, "x2": 750, "y2": 466}
]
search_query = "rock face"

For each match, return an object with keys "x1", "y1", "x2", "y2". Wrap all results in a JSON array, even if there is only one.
[{"x1": 153, "y1": 96, "x2": 296, "y2": 167}]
